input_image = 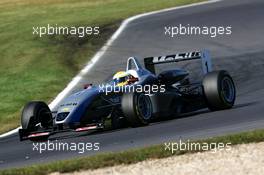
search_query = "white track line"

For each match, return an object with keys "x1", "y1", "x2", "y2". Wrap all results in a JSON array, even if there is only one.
[{"x1": 0, "y1": 0, "x2": 221, "y2": 139}]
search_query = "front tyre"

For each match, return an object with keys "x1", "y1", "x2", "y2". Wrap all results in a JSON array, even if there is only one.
[
  {"x1": 203, "y1": 70, "x2": 236, "y2": 110},
  {"x1": 121, "y1": 92, "x2": 152, "y2": 127}
]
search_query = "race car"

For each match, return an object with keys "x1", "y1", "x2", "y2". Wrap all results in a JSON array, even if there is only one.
[{"x1": 19, "y1": 50, "x2": 236, "y2": 141}]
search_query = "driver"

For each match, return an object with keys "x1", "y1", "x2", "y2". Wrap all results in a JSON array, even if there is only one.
[{"x1": 113, "y1": 70, "x2": 138, "y2": 86}]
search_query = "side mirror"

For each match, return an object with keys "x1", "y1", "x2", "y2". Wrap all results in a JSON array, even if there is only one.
[{"x1": 84, "y1": 83, "x2": 93, "y2": 89}]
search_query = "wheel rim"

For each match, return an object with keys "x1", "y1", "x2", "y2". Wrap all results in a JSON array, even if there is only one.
[
  {"x1": 137, "y1": 94, "x2": 152, "y2": 120},
  {"x1": 221, "y1": 77, "x2": 235, "y2": 103}
]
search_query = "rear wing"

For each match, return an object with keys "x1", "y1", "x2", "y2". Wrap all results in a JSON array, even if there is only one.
[{"x1": 144, "y1": 50, "x2": 212, "y2": 75}]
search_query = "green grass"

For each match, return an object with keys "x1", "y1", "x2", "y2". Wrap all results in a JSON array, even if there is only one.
[
  {"x1": 0, "y1": 0, "x2": 203, "y2": 134},
  {"x1": 1, "y1": 129, "x2": 264, "y2": 175}
]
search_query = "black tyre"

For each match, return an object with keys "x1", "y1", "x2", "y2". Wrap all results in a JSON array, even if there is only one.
[
  {"x1": 203, "y1": 70, "x2": 236, "y2": 110},
  {"x1": 121, "y1": 92, "x2": 152, "y2": 127},
  {"x1": 21, "y1": 101, "x2": 52, "y2": 131}
]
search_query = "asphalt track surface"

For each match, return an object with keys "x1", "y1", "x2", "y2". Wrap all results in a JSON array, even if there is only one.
[{"x1": 1, "y1": 0, "x2": 264, "y2": 170}]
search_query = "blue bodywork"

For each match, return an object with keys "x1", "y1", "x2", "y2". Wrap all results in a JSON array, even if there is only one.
[{"x1": 54, "y1": 57, "x2": 156, "y2": 128}]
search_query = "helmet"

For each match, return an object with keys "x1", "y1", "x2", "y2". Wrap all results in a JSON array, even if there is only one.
[{"x1": 113, "y1": 71, "x2": 129, "y2": 86}]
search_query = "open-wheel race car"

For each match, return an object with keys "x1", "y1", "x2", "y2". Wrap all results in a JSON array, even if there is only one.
[{"x1": 19, "y1": 50, "x2": 236, "y2": 141}]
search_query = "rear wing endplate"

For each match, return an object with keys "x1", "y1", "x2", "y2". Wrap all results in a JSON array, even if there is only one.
[{"x1": 144, "y1": 50, "x2": 212, "y2": 75}]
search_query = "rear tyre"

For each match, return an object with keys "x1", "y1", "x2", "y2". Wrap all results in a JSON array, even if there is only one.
[
  {"x1": 21, "y1": 101, "x2": 52, "y2": 131},
  {"x1": 203, "y1": 70, "x2": 236, "y2": 110},
  {"x1": 121, "y1": 92, "x2": 152, "y2": 127}
]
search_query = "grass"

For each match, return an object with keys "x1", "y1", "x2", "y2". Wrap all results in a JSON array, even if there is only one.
[
  {"x1": 1, "y1": 129, "x2": 264, "y2": 175},
  {"x1": 0, "y1": 0, "x2": 204, "y2": 134}
]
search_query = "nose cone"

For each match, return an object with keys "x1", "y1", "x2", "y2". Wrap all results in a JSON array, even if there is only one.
[{"x1": 55, "y1": 87, "x2": 100, "y2": 124}]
